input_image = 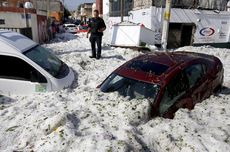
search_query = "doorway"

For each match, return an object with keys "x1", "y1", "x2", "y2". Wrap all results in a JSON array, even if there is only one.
[{"x1": 167, "y1": 23, "x2": 196, "y2": 49}]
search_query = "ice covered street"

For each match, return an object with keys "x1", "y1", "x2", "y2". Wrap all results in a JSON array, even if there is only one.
[{"x1": 0, "y1": 33, "x2": 230, "y2": 152}]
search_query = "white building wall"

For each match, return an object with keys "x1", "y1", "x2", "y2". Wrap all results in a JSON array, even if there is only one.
[
  {"x1": 108, "y1": 4, "x2": 230, "y2": 45},
  {"x1": 31, "y1": 14, "x2": 39, "y2": 43},
  {"x1": 128, "y1": 7, "x2": 152, "y2": 29},
  {"x1": 152, "y1": 7, "x2": 230, "y2": 44},
  {"x1": 103, "y1": 0, "x2": 109, "y2": 15},
  {"x1": 0, "y1": 11, "x2": 40, "y2": 43},
  {"x1": 0, "y1": 12, "x2": 27, "y2": 28},
  {"x1": 108, "y1": 7, "x2": 152, "y2": 30}
]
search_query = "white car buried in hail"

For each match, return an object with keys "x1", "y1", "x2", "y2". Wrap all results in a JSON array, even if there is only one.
[
  {"x1": 0, "y1": 30, "x2": 75, "y2": 95},
  {"x1": 63, "y1": 24, "x2": 77, "y2": 33}
]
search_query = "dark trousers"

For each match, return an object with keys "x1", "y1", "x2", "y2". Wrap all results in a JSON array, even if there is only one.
[{"x1": 90, "y1": 35, "x2": 102, "y2": 57}]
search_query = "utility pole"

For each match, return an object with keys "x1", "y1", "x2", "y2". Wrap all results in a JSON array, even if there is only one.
[
  {"x1": 121, "y1": 0, "x2": 124, "y2": 22},
  {"x1": 161, "y1": 0, "x2": 172, "y2": 51}
]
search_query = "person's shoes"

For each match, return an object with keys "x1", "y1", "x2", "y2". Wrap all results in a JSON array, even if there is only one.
[
  {"x1": 89, "y1": 55, "x2": 96, "y2": 58},
  {"x1": 96, "y1": 56, "x2": 101, "y2": 60}
]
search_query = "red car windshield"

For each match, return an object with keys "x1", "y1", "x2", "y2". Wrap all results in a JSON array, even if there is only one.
[
  {"x1": 100, "y1": 73, "x2": 160, "y2": 101},
  {"x1": 127, "y1": 60, "x2": 169, "y2": 75}
]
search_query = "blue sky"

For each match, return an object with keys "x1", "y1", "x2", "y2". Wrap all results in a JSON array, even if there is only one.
[{"x1": 62, "y1": 0, "x2": 95, "y2": 11}]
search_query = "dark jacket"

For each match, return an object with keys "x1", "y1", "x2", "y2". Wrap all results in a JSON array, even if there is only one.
[{"x1": 88, "y1": 17, "x2": 106, "y2": 36}]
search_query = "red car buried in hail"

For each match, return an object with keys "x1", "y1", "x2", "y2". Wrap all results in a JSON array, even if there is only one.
[{"x1": 100, "y1": 51, "x2": 224, "y2": 119}]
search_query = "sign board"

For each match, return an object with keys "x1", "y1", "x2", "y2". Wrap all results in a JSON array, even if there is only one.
[{"x1": 195, "y1": 20, "x2": 230, "y2": 44}]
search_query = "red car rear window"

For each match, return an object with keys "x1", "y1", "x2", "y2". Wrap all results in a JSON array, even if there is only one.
[{"x1": 127, "y1": 60, "x2": 169, "y2": 75}]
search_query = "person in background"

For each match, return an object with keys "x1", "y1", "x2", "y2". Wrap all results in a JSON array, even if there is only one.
[
  {"x1": 17, "y1": 1, "x2": 24, "y2": 8},
  {"x1": 87, "y1": 10, "x2": 106, "y2": 59},
  {"x1": 51, "y1": 19, "x2": 56, "y2": 38}
]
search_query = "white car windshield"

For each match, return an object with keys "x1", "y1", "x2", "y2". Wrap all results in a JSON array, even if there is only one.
[
  {"x1": 100, "y1": 73, "x2": 160, "y2": 101},
  {"x1": 24, "y1": 45, "x2": 69, "y2": 79}
]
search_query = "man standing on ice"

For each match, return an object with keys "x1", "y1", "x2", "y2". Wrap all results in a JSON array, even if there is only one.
[{"x1": 87, "y1": 10, "x2": 106, "y2": 59}]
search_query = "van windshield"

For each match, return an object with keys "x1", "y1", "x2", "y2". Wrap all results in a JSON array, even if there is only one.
[{"x1": 24, "y1": 45, "x2": 69, "y2": 79}]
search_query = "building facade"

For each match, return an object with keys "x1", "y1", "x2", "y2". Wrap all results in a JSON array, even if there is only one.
[
  {"x1": 79, "y1": 3, "x2": 95, "y2": 22},
  {"x1": 133, "y1": 0, "x2": 152, "y2": 10},
  {"x1": 132, "y1": 0, "x2": 229, "y2": 11},
  {"x1": 0, "y1": 0, "x2": 63, "y2": 43},
  {"x1": 109, "y1": 0, "x2": 133, "y2": 17}
]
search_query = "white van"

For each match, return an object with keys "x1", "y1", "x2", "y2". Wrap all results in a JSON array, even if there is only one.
[{"x1": 0, "y1": 30, "x2": 75, "y2": 95}]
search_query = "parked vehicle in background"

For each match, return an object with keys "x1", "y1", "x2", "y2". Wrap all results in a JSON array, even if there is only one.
[
  {"x1": 0, "y1": 30, "x2": 74, "y2": 95},
  {"x1": 77, "y1": 25, "x2": 89, "y2": 33},
  {"x1": 74, "y1": 19, "x2": 81, "y2": 26},
  {"x1": 63, "y1": 24, "x2": 77, "y2": 34},
  {"x1": 100, "y1": 51, "x2": 224, "y2": 119}
]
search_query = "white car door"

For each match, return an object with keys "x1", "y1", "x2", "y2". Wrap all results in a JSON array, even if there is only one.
[
  {"x1": 0, "y1": 55, "x2": 49, "y2": 95},
  {"x1": 0, "y1": 78, "x2": 47, "y2": 94}
]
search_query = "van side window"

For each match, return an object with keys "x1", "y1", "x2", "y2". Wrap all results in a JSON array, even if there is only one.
[
  {"x1": 159, "y1": 71, "x2": 189, "y2": 116},
  {"x1": 0, "y1": 55, "x2": 47, "y2": 83},
  {"x1": 185, "y1": 64, "x2": 206, "y2": 88}
]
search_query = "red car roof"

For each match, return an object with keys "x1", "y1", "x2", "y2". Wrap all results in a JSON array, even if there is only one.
[{"x1": 115, "y1": 51, "x2": 216, "y2": 85}]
